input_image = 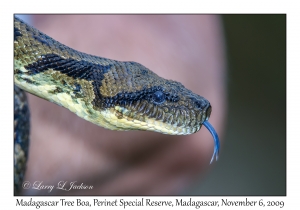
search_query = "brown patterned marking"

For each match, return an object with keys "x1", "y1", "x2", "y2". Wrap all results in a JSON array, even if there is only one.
[{"x1": 14, "y1": 16, "x2": 212, "y2": 134}]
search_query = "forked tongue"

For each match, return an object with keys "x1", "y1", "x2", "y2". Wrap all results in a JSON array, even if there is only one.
[{"x1": 203, "y1": 121, "x2": 220, "y2": 164}]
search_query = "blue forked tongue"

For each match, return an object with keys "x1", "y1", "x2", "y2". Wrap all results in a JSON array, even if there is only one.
[{"x1": 203, "y1": 121, "x2": 220, "y2": 164}]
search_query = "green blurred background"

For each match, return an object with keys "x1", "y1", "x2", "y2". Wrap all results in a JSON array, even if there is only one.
[{"x1": 186, "y1": 15, "x2": 286, "y2": 195}]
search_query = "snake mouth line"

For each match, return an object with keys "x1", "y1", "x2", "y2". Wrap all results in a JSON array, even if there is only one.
[{"x1": 113, "y1": 103, "x2": 211, "y2": 135}]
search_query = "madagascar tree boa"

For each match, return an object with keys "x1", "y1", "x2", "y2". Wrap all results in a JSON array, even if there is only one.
[{"x1": 14, "y1": 16, "x2": 220, "y2": 193}]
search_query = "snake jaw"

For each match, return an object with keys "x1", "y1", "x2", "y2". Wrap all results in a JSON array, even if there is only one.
[{"x1": 203, "y1": 120, "x2": 220, "y2": 164}]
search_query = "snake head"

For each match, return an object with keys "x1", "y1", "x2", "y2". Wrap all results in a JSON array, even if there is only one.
[
  {"x1": 99, "y1": 62, "x2": 212, "y2": 134},
  {"x1": 98, "y1": 61, "x2": 220, "y2": 163}
]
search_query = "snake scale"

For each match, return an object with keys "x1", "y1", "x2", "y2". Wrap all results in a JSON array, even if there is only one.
[{"x1": 14, "y1": 16, "x2": 220, "y2": 193}]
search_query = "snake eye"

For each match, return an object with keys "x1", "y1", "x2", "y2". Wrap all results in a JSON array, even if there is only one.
[{"x1": 152, "y1": 91, "x2": 165, "y2": 104}]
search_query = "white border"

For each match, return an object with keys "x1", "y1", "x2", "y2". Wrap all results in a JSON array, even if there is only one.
[{"x1": 1, "y1": 0, "x2": 297, "y2": 209}]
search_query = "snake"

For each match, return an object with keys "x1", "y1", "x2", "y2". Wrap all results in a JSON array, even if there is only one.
[{"x1": 14, "y1": 16, "x2": 220, "y2": 193}]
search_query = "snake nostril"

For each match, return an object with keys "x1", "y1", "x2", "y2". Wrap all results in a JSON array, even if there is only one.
[{"x1": 195, "y1": 100, "x2": 206, "y2": 110}]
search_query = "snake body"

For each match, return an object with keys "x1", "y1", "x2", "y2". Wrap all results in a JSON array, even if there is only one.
[
  {"x1": 14, "y1": 16, "x2": 220, "y2": 193},
  {"x1": 14, "y1": 86, "x2": 30, "y2": 193}
]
